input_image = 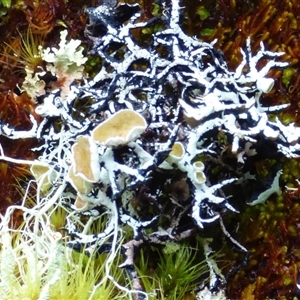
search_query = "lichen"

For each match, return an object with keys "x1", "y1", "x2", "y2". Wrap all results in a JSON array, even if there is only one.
[{"x1": 1, "y1": 0, "x2": 300, "y2": 299}]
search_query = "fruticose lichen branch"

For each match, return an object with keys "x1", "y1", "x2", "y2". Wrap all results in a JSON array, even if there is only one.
[{"x1": 0, "y1": 0, "x2": 298, "y2": 298}]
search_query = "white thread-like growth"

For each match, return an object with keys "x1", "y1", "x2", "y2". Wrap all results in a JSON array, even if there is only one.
[{"x1": 0, "y1": 0, "x2": 298, "y2": 298}]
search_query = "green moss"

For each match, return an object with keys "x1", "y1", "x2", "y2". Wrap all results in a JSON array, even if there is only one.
[
  {"x1": 136, "y1": 243, "x2": 209, "y2": 299},
  {"x1": 283, "y1": 277, "x2": 292, "y2": 286},
  {"x1": 282, "y1": 67, "x2": 297, "y2": 87},
  {"x1": 200, "y1": 28, "x2": 215, "y2": 37},
  {"x1": 0, "y1": 0, "x2": 10, "y2": 8},
  {"x1": 196, "y1": 6, "x2": 210, "y2": 21},
  {"x1": 0, "y1": 225, "x2": 126, "y2": 300}
]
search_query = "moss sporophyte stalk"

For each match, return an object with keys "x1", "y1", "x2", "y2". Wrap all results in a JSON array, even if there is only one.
[{"x1": 1, "y1": 0, "x2": 300, "y2": 299}]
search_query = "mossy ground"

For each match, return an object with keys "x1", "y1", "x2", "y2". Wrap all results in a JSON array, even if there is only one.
[{"x1": 1, "y1": 0, "x2": 300, "y2": 299}]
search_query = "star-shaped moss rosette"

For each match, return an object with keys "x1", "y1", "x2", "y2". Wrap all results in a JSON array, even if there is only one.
[{"x1": 0, "y1": 0, "x2": 300, "y2": 298}]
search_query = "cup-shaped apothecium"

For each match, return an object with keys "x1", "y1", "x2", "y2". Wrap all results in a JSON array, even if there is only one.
[
  {"x1": 30, "y1": 162, "x2": 58, "y2": 192},
  {"x1": 256, "y1": 77, "x2": 274, "y2": 93},
  {"x1": 71, "y1": 135, "x2": 100, "y2": 183},
  {"x1": 91, "y1": 109, "x2": 147, "y2": 147},
  {"x1": 192, "y1": 161, "x2": 206, "y2": 185},
  {"x1": 193, "y1": 171, "x2": 206, "y2": 185},
  {"x1": 67, "y1": 135, "x2": 101, "y2": 195},
  {"x1": 193, "y1": 161, "x2": 205, "y2": 172},
  {"x1": 166, "y1": 142, "x2": 185, "y2": 164},
  {"x1": 67, "y1": 165, "x2": 94, "y2": 194},
  {"x1": 74, "y1": 195, "x2": 89, "y2": 211}
]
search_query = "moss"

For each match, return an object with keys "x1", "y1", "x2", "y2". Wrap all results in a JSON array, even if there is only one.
[
  {"x1": 282, "y1": 67, "x2": 297, "y2": 87},
  {"x1": 1, "y1": 0, "x2": 300, "y2": 299},
  {"x1": 226, "y1": 191, "x2": 300, "y2": 298},
  {"x1": 136, "y1": 242, "x2": 210, "y2": 300}
]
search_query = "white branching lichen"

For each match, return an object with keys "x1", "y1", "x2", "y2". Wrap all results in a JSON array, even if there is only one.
[{"x1": 0, "y1": 0, "x2": 299, "y2": 298}]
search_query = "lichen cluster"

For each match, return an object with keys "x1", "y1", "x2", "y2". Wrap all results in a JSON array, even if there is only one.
[{"x1": 1, "y1": 0, "x2": 300, "y2": 299}]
